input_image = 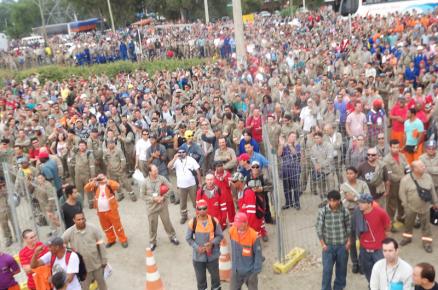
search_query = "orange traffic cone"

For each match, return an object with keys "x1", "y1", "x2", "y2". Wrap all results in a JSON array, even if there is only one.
[
  {"x1": 219, "y1": 238, "x2": 232, "y2": 282},
  {"x1": 145, "y1": 248, "x2": 165, "y2": 290}
]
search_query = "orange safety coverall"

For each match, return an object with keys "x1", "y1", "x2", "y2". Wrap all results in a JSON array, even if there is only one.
[{"x1": 84, "y1": 179, "x2": 128, "y2": 244}]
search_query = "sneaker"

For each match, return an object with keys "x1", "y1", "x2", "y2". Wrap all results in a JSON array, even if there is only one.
[
  {"x1": 180, "y1": 216, "x2": 188, "y2": 224},
  {"x1": 117, "y1": 194, "x2": 125, "y2": 202},
  {"x1": 149, "y1": 244, "x2": 157, "y2": 251},
  {"x1": 400, "y1": 238, "x2": 412, "y2": 246},
  {"x1": 105, "y1": 242, "x2": 116, "y2": 248},
  {"x1": 414, "y1": 217, "x2": 421, "y2": 228},
  {"x1": 129, "y1": 192, "x2": 137, "y2": 202},
  {"x1": 121, "y1": 242, "x2": 129, "y2": 248},
  {"x1": 423, "y1": 243, "x2": 433, "y2": 253},
  {"x1": 281, "y1": 204, "x2": 291, "y2": 210},
  {"x1": 170, "y1": 237, "x2": 180, "y2": 246},
  {"x1": 5, "y1": 238, "x2": 13, "y2": 247}
]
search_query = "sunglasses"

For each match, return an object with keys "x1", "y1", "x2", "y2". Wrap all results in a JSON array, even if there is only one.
[
  {"x1": 367, "y1": 153, "x2": 377, "y2": 156},
  {"x1": 251, "y1": 166, "x2": 260, "y2": 169},
  {"x1": 197, "y1": 207, "x2": 207, "y2": 211}
]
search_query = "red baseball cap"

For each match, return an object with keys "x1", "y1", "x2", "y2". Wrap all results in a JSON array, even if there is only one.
[
  {"x1": 38, "y1": 151, "x2": 49, "y2": 159},
  {"x1": 238, "y1": 153, "x2": 250, "y2": 162},
  {"x1": 233, "y1": 212, "x2": 248, "y2": 227}
]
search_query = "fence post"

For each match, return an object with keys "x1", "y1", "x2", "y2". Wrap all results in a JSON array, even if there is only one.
[
  {"x1": 3, "y1": 162, "x2": 22, "y2": 246},
  {"x1": 262, "y1": 124, "x2": 285, "y2": 264}
]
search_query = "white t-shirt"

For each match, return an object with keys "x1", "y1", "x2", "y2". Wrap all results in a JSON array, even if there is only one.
[
  {"x1": 97, "y1": 184, "x2": 110, "y2": 212},
  {"x1": 135, "y1": 138, "x2": 151, "y2": 161},
  {"x1": 172, "y1": 156, "x2": 200, "y2": 189},
  {"x1": 300, "y1": 106, "x2": 321, "y2": 132},
  {"x1": 40, "y1": 251, "x2": 81, "y2": 290}
]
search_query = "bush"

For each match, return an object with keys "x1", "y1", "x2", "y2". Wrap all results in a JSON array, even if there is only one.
[
  {"x1": 0, "y1": 58, "x2": 209, "y2": 86},
  {"x1": 280, "y1": 6, "x2": 299, "y2": 17}
]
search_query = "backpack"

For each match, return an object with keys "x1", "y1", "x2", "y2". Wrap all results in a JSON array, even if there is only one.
[
  {"x1": 191, "y1": 216, "x2": 217, "y2": 239},
  {"x1": 369, "y1": 160, "x2": 385, "y2": 187},
  {"x1": 50, "y1": 249, "x2": 87, "y2": 282}
]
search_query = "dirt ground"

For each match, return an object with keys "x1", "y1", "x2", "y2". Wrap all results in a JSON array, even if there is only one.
[{"x1": 3, "y1": 186, "x2": 438, "y2": 290}]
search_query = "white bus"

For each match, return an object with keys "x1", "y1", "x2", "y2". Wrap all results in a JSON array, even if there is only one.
[{"x1": 339, "y1": 0, "x2": 438, "y2": 16}]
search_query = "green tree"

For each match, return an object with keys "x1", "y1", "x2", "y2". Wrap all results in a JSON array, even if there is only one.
[{"x1": 4, "y1": 0, "x2": 41, "y2": 38}]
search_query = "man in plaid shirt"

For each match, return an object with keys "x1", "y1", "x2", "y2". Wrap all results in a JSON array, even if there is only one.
[{"x1": 315, "y1": 190, "x2": 351, "y2": 290}]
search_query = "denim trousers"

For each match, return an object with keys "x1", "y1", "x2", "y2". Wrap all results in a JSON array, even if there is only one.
[
  {"x1": 322, "y1": 245, "x2": 349, "y2": 290},
  {"x1": 193, "y1": 259, "x2": 221, "y2": 290},
  {"x1": 359, "y1": 248, "x2": 383, "y2": 282}
]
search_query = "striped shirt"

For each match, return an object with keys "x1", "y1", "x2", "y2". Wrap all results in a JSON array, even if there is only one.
[{"x1": 315, "y1": 204, "x2": 351, "y2": 246}]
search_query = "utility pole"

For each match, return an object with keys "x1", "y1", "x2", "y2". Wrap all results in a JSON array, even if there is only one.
[
  {"x1": 204, "y1": 0, "x2": 210, "y2": 24},
  {"x1": 33, "y1": 0, "x2": 48, "y2": 43},
  {"x1": 232, "y1": 0, "x2": 245, "y2": 66},
  {"x1": 106, "y1": 0, "x2": 116, "y2": 32}
]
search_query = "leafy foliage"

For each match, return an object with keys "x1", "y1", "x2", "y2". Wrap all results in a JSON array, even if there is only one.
[{"x1": 0, "y1": 58, "x2": 209, "y2": 85}]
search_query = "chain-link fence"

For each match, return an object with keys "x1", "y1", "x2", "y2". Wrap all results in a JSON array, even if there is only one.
[
  {"x1": 263, "y1": 116, "x2": 390, "y2": 260},
  {"x1": 2, "y1": 162, "x2": 65, "y2": 248}
]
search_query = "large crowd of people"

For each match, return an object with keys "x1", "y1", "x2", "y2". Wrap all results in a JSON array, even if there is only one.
[{"x1": 0, "y1": 5, "x2": 438, "y2": 290}]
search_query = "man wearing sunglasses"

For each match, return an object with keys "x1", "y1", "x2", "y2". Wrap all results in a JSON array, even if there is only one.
[
  {"x1": 231, "y1": 172, "x2": 265, "y2": 240},
  {"x1": 357, "y1": 147, "x2": 390, "y2": 208},
  {"x1": 186, "y1": 199, "x2": 223, "y2": 290},
  {"x1": 246, "y1": 160, "x2": 274, "y2": 232},
  {"x1": 168, "y1": 147, "x2": 201, "y2": 224}
]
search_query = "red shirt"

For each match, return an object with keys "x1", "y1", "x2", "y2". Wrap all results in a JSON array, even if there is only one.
[
  {"x1": 196, "y1": 186, "x2": 227, "y2": 228},
  {"x1": 246, "y1": 116, "x2": 263, "y2": 143},
  {"x1": 359, "y1": 206, "x2": 391, "y2": 250},
  {"x1": 19, "y1": 242, "x2": 49, "y2": 290},
  {"x1": 390, "y1": 103, "x2": 408, "y2": 132}
]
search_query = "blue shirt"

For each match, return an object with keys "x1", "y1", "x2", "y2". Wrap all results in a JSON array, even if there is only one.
[
  {"x1": 404, "y1": 118, "x2": 424, "y2": 146},
  {"x1": 239, "y1": 139, "x2": 260, "y2": 155},
  {"x1": 249, "y1": 152, "x2": 269, "y2": 169}
]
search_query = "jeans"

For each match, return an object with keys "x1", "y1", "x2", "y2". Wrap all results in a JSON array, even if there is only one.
[
  {"x1": 359, "y1": 248, "x2": 383, "y2": 282},
  {"x1": 193, "y1": 260, "x2": 221, "y2": 290},
  {"x1": 230, "y1": 272, "x2": 258, "y2": 290},
  {"x1": 322, "y1": 245, "x2": 348, "y2": 290}
]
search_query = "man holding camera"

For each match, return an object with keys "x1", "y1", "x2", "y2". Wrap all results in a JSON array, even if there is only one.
[
  {"x1": 399, "y1": 160, "x2": 438, "y2": 253},
  {"x1": 84, "y1": 174, "x2": 128, "y2": 248},
  {"x1": 168, "y1": 147, "x2": 202, "y2": 224}
]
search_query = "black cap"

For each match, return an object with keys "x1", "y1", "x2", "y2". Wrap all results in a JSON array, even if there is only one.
[
  {"x1": 214, "y1": 161, "x2": 224, "y2": 168},
  {"x1": 47, "y1": 236, "x2": 64, "y2": 246}
]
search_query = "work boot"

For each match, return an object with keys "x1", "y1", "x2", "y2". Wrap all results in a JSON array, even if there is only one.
[
  {"x1": 180, "y1": 216, "x2": 188, "y2": 224},
  {"x1": 352, "y1": 264, "x2": 360, "y2": 274},
  {"x1": 5, "y1": 238, "x2": 13, "y2": 247},
  {"x1": 105, "y1": 242, "x2": 116, "y2": 248},
  {"x1": 400, "y1": 238, "x2": 412, "y2": 246},
  {"x1": 117, "y1": 193, "x2": 125, "y2": 202},
  {"x1": 129, "y1": 192, "x2": 137, "y2": 202},
  {"x1": 423, "y1": 243, "x2": 433, "y2": 253}
]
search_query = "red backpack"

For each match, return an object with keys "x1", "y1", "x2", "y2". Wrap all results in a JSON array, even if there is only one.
[{"x1": 50, "y1": 249, "x2": 87, "y2": 281}]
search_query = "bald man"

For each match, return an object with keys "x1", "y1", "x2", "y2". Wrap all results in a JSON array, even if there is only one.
[{"x1": 399, "y1": 160, "x2": 438, "y2": 253}]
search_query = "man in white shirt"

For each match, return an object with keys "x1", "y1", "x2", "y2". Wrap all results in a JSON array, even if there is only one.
[
  {"x1": 168, "y1": 148, "x2": 201, "y2": 224},
  {"x1": 30, "y1": 237, "x2": 81, "y2": 290},
  {"x1": 370, "y1": 237, "x2": 413, "y2": 290},
  {"x1": 300, "y1": 98, "x2": 322, "y2": 134},
  {"x1": 135, "y1": 129, "x2": 151, "y2": 177}
]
